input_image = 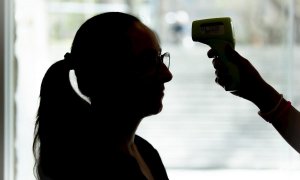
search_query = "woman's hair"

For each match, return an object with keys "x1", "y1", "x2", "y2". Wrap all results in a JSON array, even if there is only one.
[
  {"x1": 33, "y1": 12, "x2": 140, "y2": 179},
  {"x1": 71, "y1": 12, "x2": 140, "y2": 97}
]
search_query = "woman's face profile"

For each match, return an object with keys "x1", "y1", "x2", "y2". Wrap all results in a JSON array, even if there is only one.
[
  {"x1": 80, "y1": 20, "x2": 173, "y2": 118},
  {"x1": 126, "y1": 22, "x2": 173, "y2": 117}
]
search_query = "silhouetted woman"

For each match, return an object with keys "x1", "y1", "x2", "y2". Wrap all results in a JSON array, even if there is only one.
[{"x1": 33, "y1": 12, "x2": 172, "y2": 180}]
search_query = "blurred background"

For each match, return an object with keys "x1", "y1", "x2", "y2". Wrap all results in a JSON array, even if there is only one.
[{"x1": 3, "y1": 0, "x2": 300, "y2": 179}]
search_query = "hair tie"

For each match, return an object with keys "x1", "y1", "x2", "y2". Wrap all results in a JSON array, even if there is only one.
[{"x1": 64, "y1": 52, "x2": 75, "y2": 69}]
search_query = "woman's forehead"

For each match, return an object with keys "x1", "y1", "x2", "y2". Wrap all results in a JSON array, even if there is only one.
[{"x1": 129, "y1": 22, "x2": 161, "y2": 56}]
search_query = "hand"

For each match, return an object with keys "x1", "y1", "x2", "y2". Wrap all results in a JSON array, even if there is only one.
[{"x1": 207, "y1": 45, "x2": 281, "y2": 112}]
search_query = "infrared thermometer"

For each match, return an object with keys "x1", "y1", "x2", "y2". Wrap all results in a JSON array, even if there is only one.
[{"x1": 192, "y1": 17, "x2": 240, "y2": 91}]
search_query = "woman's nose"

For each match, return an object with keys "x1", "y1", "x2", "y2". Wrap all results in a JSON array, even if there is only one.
[{"x1": 158, "y1": 64, "x2": 173, "y2": 83}]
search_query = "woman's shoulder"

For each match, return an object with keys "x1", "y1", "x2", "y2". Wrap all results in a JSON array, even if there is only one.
[
  {"x1": 134, "y1": 135, "x2": 169, "y2": 179},
  {"x1": 134, "y1": 135, "x2": 162, "y2": 158},
  {"x1": 134, "y1": 135, "x2": 156, "y2": 150},
  {"x1": 134, "y1": 134, "x2": 162, "y2": 161}
]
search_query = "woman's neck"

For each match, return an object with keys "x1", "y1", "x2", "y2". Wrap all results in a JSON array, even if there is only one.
[{"x1": 91, "y1": 105, "x2": 143, "y2": 154}]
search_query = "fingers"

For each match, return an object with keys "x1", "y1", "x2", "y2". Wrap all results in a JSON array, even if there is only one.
[
  {"x1": 212, "y1": 57, "x2": 231, "y2": 88},
  {"x1": 208, "y1": 46, "x2": 245, "y2": 90},
  {"x1": 215, "y1": 77, "x2": 226, "y2": 88},
  {"x1": 207, "y1": 49, "x2": 218, "y2": 58},
  {"x1": 215, "y1": 68, "x2": 231, "y2": 87},
  {"x1": 212, "y1": 58, "x2": 223, "y2": 70}
]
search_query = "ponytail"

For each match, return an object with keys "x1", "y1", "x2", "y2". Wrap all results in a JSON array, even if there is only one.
[{"x1": 33, "y1": 56, "x2": 91, "y2": 179}]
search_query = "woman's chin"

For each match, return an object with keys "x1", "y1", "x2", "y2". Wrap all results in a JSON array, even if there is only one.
[{"x1": 145, "y1": 103, "x2": 163, "y2": 117}]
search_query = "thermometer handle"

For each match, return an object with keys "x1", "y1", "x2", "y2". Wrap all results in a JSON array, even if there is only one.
[{"x1": 209, "y1": 40, "x2": 240, "y2": 91}]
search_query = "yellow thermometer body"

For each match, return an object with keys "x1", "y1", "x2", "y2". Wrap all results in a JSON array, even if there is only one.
[{"x1": 192, "y1": 17, "x2": 240, "y2": 91}]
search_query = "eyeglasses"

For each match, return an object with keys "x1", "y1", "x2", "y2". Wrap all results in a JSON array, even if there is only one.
[
  {"x1": 130, "y1": 51, "x2": 171, "y2": 74},
  {"x1": 159, "y1": 52, "x2": 170, "y2": 69}
]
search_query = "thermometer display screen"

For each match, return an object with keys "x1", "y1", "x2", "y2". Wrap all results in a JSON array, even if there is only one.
[{"x1": 200, "y1": 22, "x2": 225, "y2": 35}]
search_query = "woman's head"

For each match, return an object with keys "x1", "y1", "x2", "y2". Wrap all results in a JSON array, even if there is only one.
[
  {"x1": 69, "y1": 12, "x2": 173, "y2": 116},
  {"x1": 70, "y1": 12, "x2": 140, "y2": 98}
]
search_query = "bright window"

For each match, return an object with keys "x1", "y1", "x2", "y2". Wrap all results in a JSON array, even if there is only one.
[{"x1": 13, "y1": 0, "x2": 300, "y2": 180}]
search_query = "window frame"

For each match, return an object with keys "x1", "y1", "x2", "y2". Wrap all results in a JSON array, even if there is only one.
[
  {"x1": 0, "y1": 0, "x2": 15, "y2": 180},
  {"x1": 0, "y1": 0, "x2": 4, "y2": 176}
]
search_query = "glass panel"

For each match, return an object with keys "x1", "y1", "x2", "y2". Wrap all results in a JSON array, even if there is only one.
[{"x1": 14, "y1": 0, "x2": 300, "y2": 180}]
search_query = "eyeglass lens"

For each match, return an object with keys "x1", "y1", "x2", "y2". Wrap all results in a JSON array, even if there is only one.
[{"x1": 162, "y1": 52, "x2": 170, "y2": 68}]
